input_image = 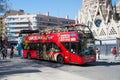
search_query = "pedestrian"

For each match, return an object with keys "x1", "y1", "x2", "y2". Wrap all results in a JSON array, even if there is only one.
[
  {"x1": 17, "y1": 34, "x2": 23, "y2": 58},
  {"x1": 0, "y1": 37, "x2": 3, "y2": 51},
  {"x1": 112, "y1": 47, "x2": 117, "y2": 60},
  {"x1": 96, "y1": 48, "x2": 100, "y2": 60},
  {"x1": 2, "y1": 44, "x2": 7, "y2": 59},
  {"x1": 0, "y1": 48, "x2": 6, "y2": 59},
  {"x1": 10, "y1": 46, "x2": 14, "y2": 58}
]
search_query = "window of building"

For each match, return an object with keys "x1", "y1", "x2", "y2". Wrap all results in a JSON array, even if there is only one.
[
  {"x1": 109, "y1": 27, "x2": 117, "y2": 35},
  {"x1": 99, "y1": 29, "x2": 106, "y2": 36}
]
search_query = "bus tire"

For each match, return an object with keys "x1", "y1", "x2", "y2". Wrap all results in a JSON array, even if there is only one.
[
  {"x1": 57, "y1": 55, "x2": 64, "y2": 64},
  {"x1": 27, "y1": 52, "x2": 31, "y2": 59}
]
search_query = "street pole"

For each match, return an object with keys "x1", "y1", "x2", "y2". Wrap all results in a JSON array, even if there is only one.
[
  {"x1": 106, "y1": 27, "x2": 108, "y2": 39},
  {"x1": 117, "y1": 26, "x2": 120, "y2": 38}
]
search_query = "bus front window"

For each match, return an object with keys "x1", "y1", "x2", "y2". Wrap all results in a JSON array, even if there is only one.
[
  {"x1": 62, "y1": 41, "x2": 95, "y2": 56},
  {"x1": 62, "y1": 42, "x2": 78, "y2": 54},
  {"x1": 78, "y1": 33, "x2": 95, "y2": 55}
]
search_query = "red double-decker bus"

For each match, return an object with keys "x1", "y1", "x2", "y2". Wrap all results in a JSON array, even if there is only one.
[{"x1": 22, "y1": 24, "x2": 96, "y2": 64}]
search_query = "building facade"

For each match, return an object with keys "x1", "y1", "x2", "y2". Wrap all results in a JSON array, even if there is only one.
[
  {"x1": 78, "y1": 0, "x2": 120, "y2": 54},
  {"x1": 37, "y1": 14, "x2": 74, "y2": 29},
  {"x1": 78, "y1": 0, "x2": 120, "y2": 40},
  {"x1": 5, "y1": 14, "x2": 37, "y2": 45},
  {"x1": 116, "y1": 1, "x2": 120, "y2": 18},
  {"x1": 4, "y1": 13, "x2": 75, "y2": 46},
  {"x1": 4, "y1": 9, "x2": 25, "y2": 17},
  {"x1": 0, "y1": 10, "x2": 25, "y2": 41}
]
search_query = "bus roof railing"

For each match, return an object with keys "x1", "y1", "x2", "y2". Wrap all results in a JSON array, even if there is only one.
[
  {"x1": 19, "y1": 30, "x2": 39, "y2": 34},
  {"x1": 19, "y1": 24, "x2": 88, "y2": 35}
]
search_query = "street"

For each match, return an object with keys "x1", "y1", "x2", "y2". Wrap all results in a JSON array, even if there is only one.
[{"x1": 0, "y1": 50, "x2": 120, "y2": 80}]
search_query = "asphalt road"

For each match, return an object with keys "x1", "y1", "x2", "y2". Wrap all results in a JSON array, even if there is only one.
[{"x1": 0, "y1": 50, "x2": 120, "y2": 80}]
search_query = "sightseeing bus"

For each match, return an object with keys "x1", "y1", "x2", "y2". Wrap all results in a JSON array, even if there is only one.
[{"x1": 22, "y1": 24, "x2": 96, "y2": 64}]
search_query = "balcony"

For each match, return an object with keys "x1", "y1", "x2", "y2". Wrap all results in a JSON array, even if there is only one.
[
  {"x1": 8, "y1": 37, "x2": 18, "y2": 41},
  {"x1": 7, "y1": 24, "x2": 30, "y2": 28},
  {"x1": 8, "y1": 34, "x2": 19, "y2": 37},
  {"x1": 5, "y1": 19, "x2": 29, "y2": 23},
  {"x1": 8, "y1": 39, "x2": 18, "y2": 42}
]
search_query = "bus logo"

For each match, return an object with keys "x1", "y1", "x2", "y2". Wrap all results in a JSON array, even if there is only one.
[{"x1": 71, "y1": 33, "x2": 76, "y2": 37}]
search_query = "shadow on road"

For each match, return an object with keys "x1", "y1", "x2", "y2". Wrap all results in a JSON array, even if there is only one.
[
  {"x1": 32, "y1": 59, "x2": 64, "y2": 68},
  {"x1": 0, "y1": 60, "x2": 11, "y2": 63},
  {"x1": 94, "y1": 61, "x2": 120, "y2": 66},
  {"x1": 30, "y1": 58, "x2": 120, "y2": 68},
  {"x1": 0, "y1": 69, "x2": 41, "y2": 79},
  {"x1": 0, "y1": 69, "x2": 41, "y2": 75},
  {"x1": 79, "y1": 60, "x2": 120, "y2": 67}
]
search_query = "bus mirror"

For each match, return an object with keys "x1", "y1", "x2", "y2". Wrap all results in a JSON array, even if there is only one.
[
  {"x1": 71, "y1": 49, "x2": 73, "y2": 52},
  {"x1": 71, "y1": 49, "x2": 75, "y2": 53}
]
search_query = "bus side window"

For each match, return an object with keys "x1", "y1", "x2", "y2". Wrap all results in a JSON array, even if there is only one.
[
  {"x1": 24, "y1": 43, "x2": 29, "y2": 50},
  {"x1": 49, "y1": 43, "x2": 61, "y2": 52}
]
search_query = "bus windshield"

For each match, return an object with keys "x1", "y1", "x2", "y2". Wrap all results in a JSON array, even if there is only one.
[{"x1": 62, "y1": 41, "x2": 95, "y2": 56}]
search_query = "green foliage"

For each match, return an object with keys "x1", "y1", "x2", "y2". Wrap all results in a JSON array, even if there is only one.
[{"x1": 0, "y1": 25, "x2": 3, "y2": 34}]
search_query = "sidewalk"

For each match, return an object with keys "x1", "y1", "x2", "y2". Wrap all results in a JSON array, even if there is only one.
[
  {"x1": 0, "y1": 49, "x2": 91, "y2": 80},
  {"x1": 1, "y1": 66, "x2": 91, "y2": 80},
  {"x1": 97, "y1": 54, "x2": 120, "y2": 62}
]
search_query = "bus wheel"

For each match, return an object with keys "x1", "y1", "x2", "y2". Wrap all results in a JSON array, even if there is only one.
[
  {"x1": 27, "y1": 53, "x2": 31, "y2": 59},
  {"x1": 57, "y1": 55, "x2": 64, "y2": 64}
]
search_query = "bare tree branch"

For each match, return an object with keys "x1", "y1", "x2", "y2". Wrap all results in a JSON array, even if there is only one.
[{"x1": 0, "y1": 0, "x2": 9, "y2": 13}]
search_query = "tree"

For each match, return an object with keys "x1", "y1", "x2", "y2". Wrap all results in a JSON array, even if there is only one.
[
  {"x1": 0, "y1": 0, "x2": 9, "y2": 14},
  {"x1": 0, "y1": 24, "x2": 3, "y2": 34},
  {"x1": 0, "y1": 0, "x2": 9, "y2": 40}
]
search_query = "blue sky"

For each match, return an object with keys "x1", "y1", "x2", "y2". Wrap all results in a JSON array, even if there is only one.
[{"x1": 9, "y1": 0, "x2": 119, "y2": 20}]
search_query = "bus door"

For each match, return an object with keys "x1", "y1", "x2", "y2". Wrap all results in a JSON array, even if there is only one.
[
  {"x1": 42, "y1": 43, "x2": 48, "y2": 60},
  {"x1": 62, "y1": 42, "x2": 78, "y2": 63},
  {"x1": 36, "y1": 43, "x2": 43, "y2": 57},
  {"x1": 70, "y1": 42, "x2": 78, "y2": 63}
]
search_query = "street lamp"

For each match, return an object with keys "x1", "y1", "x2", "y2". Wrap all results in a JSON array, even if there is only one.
[
  {"x1": 106, "y1": 27, "x2": 108, "y2": 39},
  {"x1": 117, "y1": 26, "x2": 120, "y2": 38}
]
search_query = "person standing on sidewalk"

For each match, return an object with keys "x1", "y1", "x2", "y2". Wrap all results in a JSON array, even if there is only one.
[
  {"x1": 17, "y1": 35, "x2": 24, "y2": 58},
  {"x1": 2, "y1": 39, "x2": 8, "y2": 59},
  {"x1": 96, "y1": 48, "x2": 100, "y2": 60},
  {"x1": 112, "y1": 47, "x2": 117, "y2": 60},
  {"x1": 10, "y1": 46, "x2": 14, "y2": 58},
  {"x1": 2, "y1": 44, "x2": 7, "y2": 59}
]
